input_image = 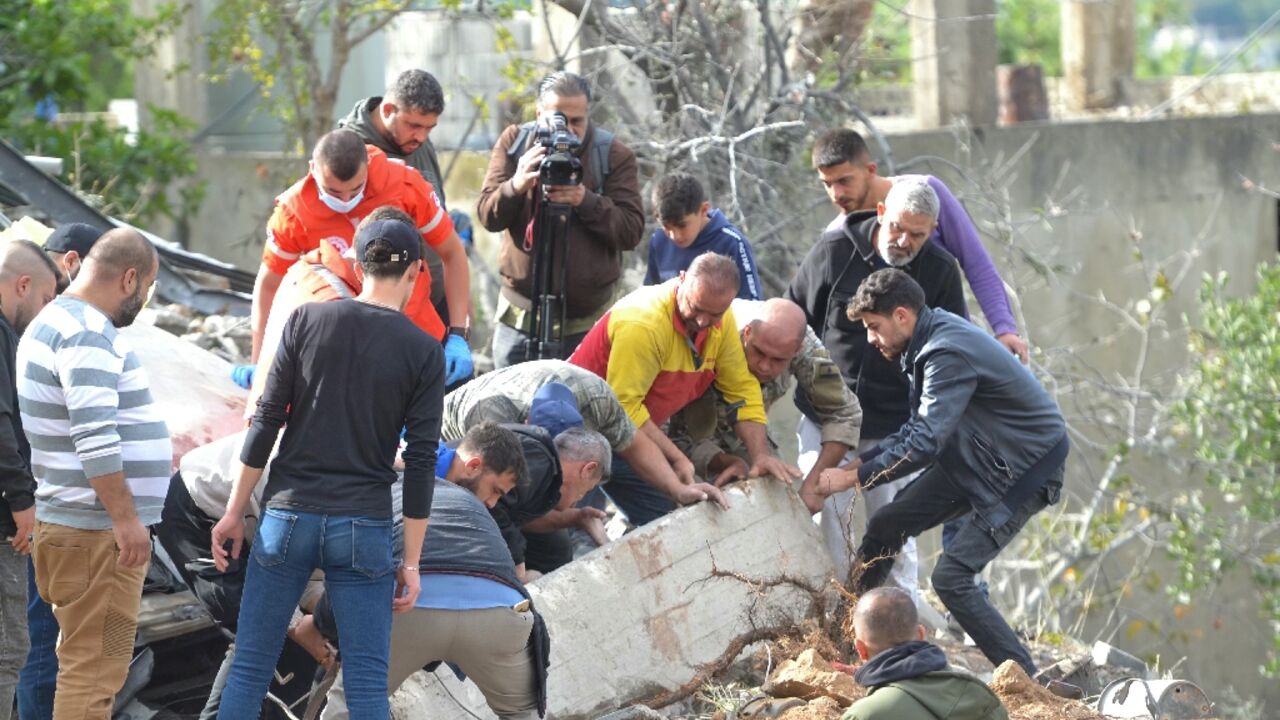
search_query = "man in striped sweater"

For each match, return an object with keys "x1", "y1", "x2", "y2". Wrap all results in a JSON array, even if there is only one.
[{"x1": 16, "y1": 228, "x2": 170, "y2": 720}]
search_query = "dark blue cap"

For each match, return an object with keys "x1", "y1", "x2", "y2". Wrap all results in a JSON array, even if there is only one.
[
  {"x1": 527, "y1": 382, "x2": 583, "y2": 437},
  {"x1": 354, "y1": 218, "x2": 421, "y2": 264},
  {"x1": 44, "y1": 223, "x2": 103, "y2": 255}
]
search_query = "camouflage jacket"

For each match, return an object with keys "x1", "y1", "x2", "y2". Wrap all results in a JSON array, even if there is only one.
[
  {"x1": 441, "y1": 359, "x2": 636, "y2": 451},
  {"x1": 668, "y1": 318, "x2": 862, "y2": 475}
]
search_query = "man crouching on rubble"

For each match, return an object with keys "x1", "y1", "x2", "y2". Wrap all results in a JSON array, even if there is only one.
[
  {"x1": 211, "y1": 217, "x2": 444, "y2": 719},
  {"x1": 809, "y1": 269, "x2": 1067, "y2": 678},
  {"x1": 308, "y1": 423, "x2": 549, "y2": 720},
  {"x1": 844, "y1": 587, "x2": 1007, "y2": 720}
]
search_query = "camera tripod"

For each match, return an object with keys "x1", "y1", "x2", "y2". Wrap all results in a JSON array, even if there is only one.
[{"x1": 524, "y1": 193, "x2": 574, "y2": 361}]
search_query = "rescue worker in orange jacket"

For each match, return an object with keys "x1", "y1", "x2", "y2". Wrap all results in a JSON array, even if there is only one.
[
  {"x1": 245, "y1": 207, "x2": 437, "y2": 413},
  {"x1": 232, "y1": 129, "x2": 473, "y2": 388}
]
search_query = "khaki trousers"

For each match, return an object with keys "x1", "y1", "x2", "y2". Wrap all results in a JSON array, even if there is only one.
[
  {"x1": 322, "y1": 605, "x2": 537, "y2": 720},
  {"x1": 33, "y1": 521, "x2": 148, "y2": 720}
]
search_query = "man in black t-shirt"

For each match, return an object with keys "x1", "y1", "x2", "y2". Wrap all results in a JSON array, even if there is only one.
[{"x1": 211, "y1": 217, "x2": 445, "y2": 719}]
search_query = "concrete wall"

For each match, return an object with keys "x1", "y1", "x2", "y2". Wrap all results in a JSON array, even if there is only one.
[{"x1": 390, "y1": 479, "x2": 836, "y2": 719}]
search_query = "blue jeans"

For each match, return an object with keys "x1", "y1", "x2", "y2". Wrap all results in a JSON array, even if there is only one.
[
  {"x1": 216, "y1": 509, "x2": 397, "y2": 720},
  {"x1": 17, "y1": 557, "x2": 57, "y2": 720}
]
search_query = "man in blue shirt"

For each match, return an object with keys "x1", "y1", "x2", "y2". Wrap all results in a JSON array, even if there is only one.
[
  {"x1": 644, "y1": 172, "x2": 763, "y2": 300},
  {"x1": 318, "y1": 423, "x2": 548, "y2": 720}
]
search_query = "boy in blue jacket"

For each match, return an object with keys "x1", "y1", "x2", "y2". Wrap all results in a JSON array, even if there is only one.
[{"x1": 644, "y1": 173, "x2": 763, "y2": 300}]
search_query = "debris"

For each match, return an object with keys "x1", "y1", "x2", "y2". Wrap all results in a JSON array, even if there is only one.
[
  {"x1": 763, "y1": 649, "x2": 864, "y2": 706},
  {"x1": 390, "y1": 479, "x2": 837, "y2": 719},
  {"x1": 776, "y1": 696, "x2": 845, "y2": 720},
  {"x1": 1097, "y1": 678, "x2": 1214, "y2": 719},
  {"x1": 1091, "y1": 641, "x2": 1150, "y2": 678},
  {"x1": 989, "y1": 660, "x2": 1106, "y2": 720},
  {"x1": 595, "y1": 705, "x2": 667, "y2": 720},
  {"x1": 120, "y1": 322, "x2": 248, "y2": 465}
]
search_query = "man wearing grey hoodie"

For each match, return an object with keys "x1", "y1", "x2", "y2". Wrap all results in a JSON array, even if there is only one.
[
  {"x1": 340, "y1": 69, "x2": 452, "y2": 326},
  {"x1": 844, "y1": 588, "x2": 1007, "y2": 720}
]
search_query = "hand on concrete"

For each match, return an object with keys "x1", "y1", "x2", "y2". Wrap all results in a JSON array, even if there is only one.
[
  {"x1": 581, "y1": 515, "x2": 610, "y2": 547},
  {"x1": 393, "y1": 564, "x2": 420, "y2": 614},
  {"x1": 713, "y1": 457, "x2": 750, "y2": 488},
  {"x1": 211, "y1": 513, "x2": 245, "y2": 572},
  {"x1": 113, "y1": 517, "x2": 152, "y2": 568},
  {"x1": 512, "y1": 144, "x2": 547, "y2": 195},
  {"x1": 997, "y1": 333, "x2": 1029, "y2": 365},
  {"x1": 573, "y1": 506, "x2": 608, "y2": 529},
  {"x1": 675, "y1": 482, "x2": 731, "y2": 511},
  {"x1": 817, "y1": 465, "x2": 861, "y2": 496},
  {"x1": 10, "y1": 506, "x2": 34, "y2": 554},
  {"x1": 543, "y1": 184, "x2": 586, "y2": 207},
  {"x1": 673, "y1": 457, "x2": 697, "y2": 486},
  {"x1": 749, "y1": 455, "x2": 801, "y2": 483}
]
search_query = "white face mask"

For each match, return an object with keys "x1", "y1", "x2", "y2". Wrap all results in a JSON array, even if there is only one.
[{"x1": 317, "y1": 182, "x2": 365, "y2": 214}]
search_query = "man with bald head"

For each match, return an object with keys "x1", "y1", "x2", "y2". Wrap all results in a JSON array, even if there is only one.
[
  {"x1": 667, "y1": 298, "x2": 862, "y2": 498},
  {"x1": 844, "y1": 587, "x2": 1007, "y2": 720},
  {"x1": 570, "y1": 253, "x2": 798, "y2": 526},
  {"x1": 16, "y1": 228, "x2": 172, "y2": 719},
  {"x1": 0, "y1": 240, "x2": 60, "y2": 719}
]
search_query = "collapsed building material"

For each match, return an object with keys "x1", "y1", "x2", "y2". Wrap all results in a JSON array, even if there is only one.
[
  {"x1": 989, "y1": 661, "x2": 1106, "y2": 720},
  {"x1": 390, "y1": 479, "x2": 838, "y2": 720},
  {"x1": 763, "y1": 649, "x2": 864, "y2": 706},
  {"x1": 119, "y1": 322, "x2": 248, "y2": 466},
  {"x1": 776, "y1": 695, "x2": 844, "y2": 720}
]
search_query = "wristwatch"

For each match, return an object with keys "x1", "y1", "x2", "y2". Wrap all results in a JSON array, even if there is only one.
[{"x1": 448, "y1": 326, "x2": 470, "y2": 341}]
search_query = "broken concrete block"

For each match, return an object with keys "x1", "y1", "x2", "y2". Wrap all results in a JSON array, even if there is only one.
[
  {"x1": 1090, "y1": 641, "x2": 1148, "y2": 677},
  {"x1": 390, "y1": 479, "x2": 838, "y2": 720},
  {"x1": 764, "y1": 649, "x2": 862, "y2": 706},
  {"x1": 990, "y1": 661, "x2": 1105, "y2": 720},
  {"x1": 777, "y1": 696, "x2": 844, "y2": 720}
]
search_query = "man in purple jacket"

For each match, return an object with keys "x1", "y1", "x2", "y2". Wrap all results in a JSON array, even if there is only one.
[{"x1": 810, "y1": 129, "x2": 1026, "y2": 363}]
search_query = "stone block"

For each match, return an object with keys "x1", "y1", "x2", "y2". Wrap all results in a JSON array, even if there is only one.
[
  {"x1": 764, "y1": 649, "x2": 863, "y2": 706},
  {"x1": 391, "y1": 479, "x2": 837, "y2": 719}
]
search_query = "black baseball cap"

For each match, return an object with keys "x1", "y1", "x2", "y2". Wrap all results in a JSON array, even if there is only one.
[
  {"x1": 44, "y1": 223, "x2": 103, "y2": 255},
  {"x1": 354, "y1": 219, "x2": 421, "y2": 264}
]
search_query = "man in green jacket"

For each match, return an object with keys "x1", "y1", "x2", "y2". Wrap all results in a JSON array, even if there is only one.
[{"x1": 844, "y1": 588, "x2": 1007, "y2": 720}]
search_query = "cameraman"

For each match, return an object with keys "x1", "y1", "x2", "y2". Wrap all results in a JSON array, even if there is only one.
[{"x1": 477, "y1": 71, "x2": 644, "y2": 367}]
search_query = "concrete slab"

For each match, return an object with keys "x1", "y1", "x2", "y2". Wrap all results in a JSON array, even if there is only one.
[{"x1": 390, "y1": 479, "x2": 837, "y2": 719}]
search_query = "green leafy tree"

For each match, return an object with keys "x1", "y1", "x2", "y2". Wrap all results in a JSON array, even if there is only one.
[
  {"x1": 1172, "y1": 263, "x2": 1280, "y2": 677},
  {"x1": 205, "y1": 0, "x2": 433, "y2": 151},
  {"x1": 996, "y1": 0, "x2": 1062, "y2": 75},
  {"x1": 0, "y1": 0, "x2": 203, "y2": 227}
]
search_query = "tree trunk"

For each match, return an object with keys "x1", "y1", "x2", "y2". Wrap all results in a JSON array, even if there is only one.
[{"x1": 785, "y1": 0, "x2": 874, "y2": 79}]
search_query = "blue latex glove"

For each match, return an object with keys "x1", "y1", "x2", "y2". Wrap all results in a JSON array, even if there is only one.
[
  {"x1": 443, "y1": 334, "x2": 473, "y2": 385},
  {"x1": 230, "y1": 364, "x2": 256, "y2": 390}
]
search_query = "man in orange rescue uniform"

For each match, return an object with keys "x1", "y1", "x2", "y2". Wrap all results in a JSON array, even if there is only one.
[
  {"x1": 244, "y1": 207, "x2": 425, "y2": 412},
  {"x1": 231, "y1": 129, "x2": 473, "y2": 389}
]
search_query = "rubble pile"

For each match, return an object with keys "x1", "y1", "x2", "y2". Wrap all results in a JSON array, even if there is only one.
[
  {"x1": 988, "y1": 661, "x2": 1106, "y2": 720},
  {"x1": 776, "y1": 695, "x2": 844, "y2": 720},
  {"x1": 142, "y1": 304, "x2": 251, "y2": 364},
  {"x1": 764, "y1": 649, "x2": 864, "y2": 706}
]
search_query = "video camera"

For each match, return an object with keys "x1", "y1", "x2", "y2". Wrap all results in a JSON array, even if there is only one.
[{"x1": 534, "y1": 111, "x2": 583, "y2": 187}]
